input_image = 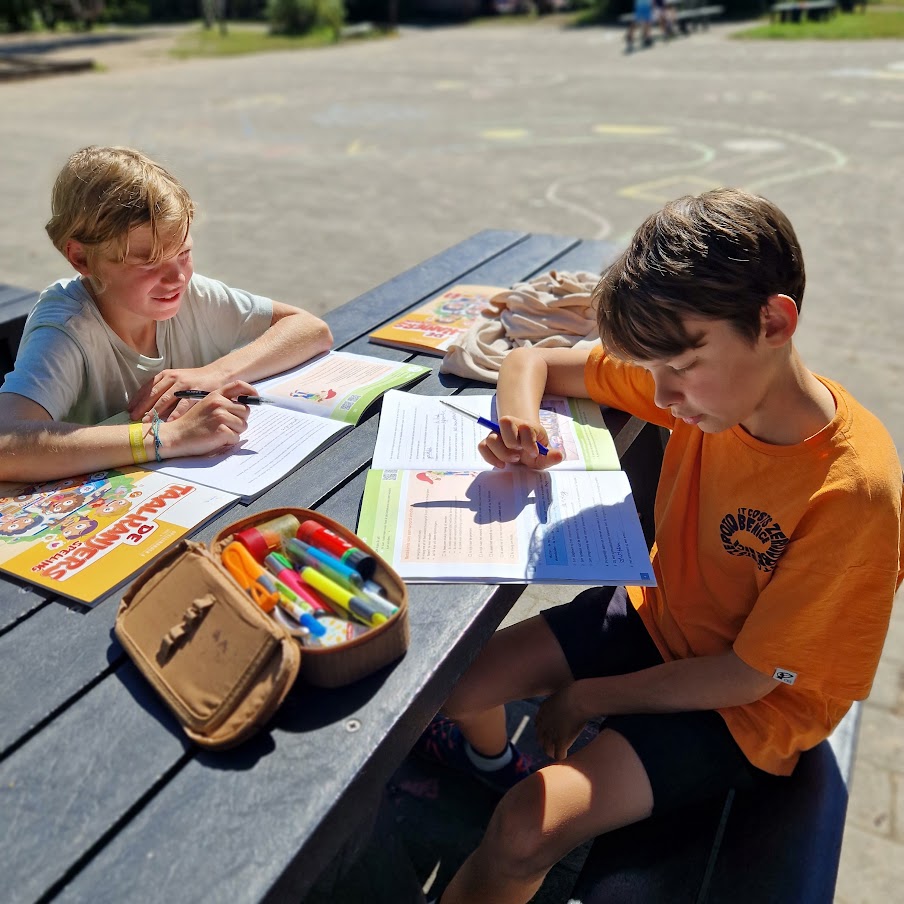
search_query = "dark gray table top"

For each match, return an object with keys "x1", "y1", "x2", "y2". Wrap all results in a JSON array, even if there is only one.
[{"x1": 0, "y1": 230, "x2": 628, "y2": 904}]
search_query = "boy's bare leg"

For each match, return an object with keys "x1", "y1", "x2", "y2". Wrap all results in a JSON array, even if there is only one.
[
  {"x1": 441, "y1": 729, "x2": 654, "y2": 904},
  {"x1": 441, "y1": 614, "x2": 573, "y2": 756}
]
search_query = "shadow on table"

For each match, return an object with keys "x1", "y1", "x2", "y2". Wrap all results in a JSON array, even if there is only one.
[{"x1": 108, "y1": 633, "x2": 404, "y2": 771}]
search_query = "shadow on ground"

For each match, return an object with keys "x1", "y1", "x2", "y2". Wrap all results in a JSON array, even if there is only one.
[{"x1": 304, "y1": 699, "x2": 603, "y2": 903}]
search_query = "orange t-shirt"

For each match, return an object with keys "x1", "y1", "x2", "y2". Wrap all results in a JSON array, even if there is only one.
[{"x1": 585, "y1": 347, "x2": 903, "y2": 775}]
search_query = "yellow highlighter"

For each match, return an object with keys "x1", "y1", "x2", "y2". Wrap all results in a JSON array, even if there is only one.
[{"x1": 299, "y1": 566, "x2": 388, "y2": 628}]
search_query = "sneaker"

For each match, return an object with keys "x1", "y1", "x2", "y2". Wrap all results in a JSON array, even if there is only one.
[{"x1": 412, "y1": 716, "x2": 534, "y2": 794}]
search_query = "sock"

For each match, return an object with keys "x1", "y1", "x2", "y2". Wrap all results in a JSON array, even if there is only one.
[{"x1": 464, "y1": 740, "x2": 513, "y2": 772}]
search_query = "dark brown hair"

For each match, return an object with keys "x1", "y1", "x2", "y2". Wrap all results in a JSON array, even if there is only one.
[{"x1": 595, "y1": 188, "x2": 806, "y2": 361}]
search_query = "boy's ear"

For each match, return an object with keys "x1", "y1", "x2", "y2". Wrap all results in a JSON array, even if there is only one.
[
  {"x1": 761, "y1": 294, "x2": 798, "y2": 347},
  {"x1": 64, "y1": 240, "x2": 92, "y2": 276}
]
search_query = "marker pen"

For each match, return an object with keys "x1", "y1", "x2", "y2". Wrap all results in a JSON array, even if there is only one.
[
  {"x1": 285, "y1": 540, "x2": 398, "y2": 617},
  {"x1": 285, "y1": 538, "x2": 364, "y2": 588},
  {"x1": 284, "y1": 540, "x2": 399, "y2": 619},
  {"x1": 256, "y1": 572, "x2": 326, "y2": 637},
  {"x1": 298, "y1": 567, "x2": 388, "y2": 628},
  {"x1": 296, "y1": 520, "x2": 377, "y2": 580},
  {"x1": 264, "y1": 552, "x2": 331, "y2": 614}
]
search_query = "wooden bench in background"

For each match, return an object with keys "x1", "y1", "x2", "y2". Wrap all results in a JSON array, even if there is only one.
[
  {"x1": 619, "y1": 1, "x2": 725, "y2": 39},
  {"x1": 770, "y1": 0, "x2": 838, "y2": 22}
]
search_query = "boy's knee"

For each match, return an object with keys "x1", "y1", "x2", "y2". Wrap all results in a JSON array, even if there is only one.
[{"x1": 484, "y1": 775, "x2": 561, "y2": 877}]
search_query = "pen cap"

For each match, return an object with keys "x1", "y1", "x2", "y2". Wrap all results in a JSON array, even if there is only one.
[
  {"x1": 297, "y1": 519, "x2": 377, "y2": 580},
  {"x1": 235, "y1": 515, "x2": 301, "y2": 562}
]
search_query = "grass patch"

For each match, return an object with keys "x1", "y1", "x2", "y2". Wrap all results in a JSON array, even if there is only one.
[
  {"x1": 734, "y1": 8, "x2": 904, "y2": 39},
  {"x1": 170, "y1": 21, "x2": 383, "y2": 59}
]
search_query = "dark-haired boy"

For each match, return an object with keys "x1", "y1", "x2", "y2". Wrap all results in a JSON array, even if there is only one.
[{"x1": 418, "y1": 188, "x2": 903, "y2": 904}]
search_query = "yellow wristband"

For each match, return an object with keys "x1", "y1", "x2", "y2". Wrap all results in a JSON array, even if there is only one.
[{"x1": 129, "y1": 422, "x2": 149, "y2": 464}]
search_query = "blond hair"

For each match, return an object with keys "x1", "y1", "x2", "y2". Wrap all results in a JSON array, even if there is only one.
[{"x1": 45, "y1": 146, "x2": 195, "y2": 272}]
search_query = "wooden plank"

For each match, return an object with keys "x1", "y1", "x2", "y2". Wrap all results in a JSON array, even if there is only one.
[
  {"x1": 0, "y1": 580, "x2": 51, "y2": 631},
  {"x1": 56, "y1": 572, "x2": 523, "y2": 904},
  {"x1": 356, "y1": 231, "x2": 580, "y2": 353},
  {"x1": 0, "y1": 594, "x2": 122, "y2": 758},
  {"x1": 0, "y1": 662, "x2": 189, "y2": 904},
  {"x1": 326, "y1": 229, "x2": 527, "y2": 347}
]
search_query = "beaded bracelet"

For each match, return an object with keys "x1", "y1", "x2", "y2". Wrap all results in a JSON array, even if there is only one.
[
  {"x1": 129, "y1": 422, "x2": 149, "y2": 464},
  {"x1": 150, "y1": 409, "x2": 164, "y2": 463}
]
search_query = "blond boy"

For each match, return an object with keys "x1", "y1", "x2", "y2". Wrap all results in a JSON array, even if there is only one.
[{"x1": 0, "y1": 146, "x2": 332, "y2": 483}]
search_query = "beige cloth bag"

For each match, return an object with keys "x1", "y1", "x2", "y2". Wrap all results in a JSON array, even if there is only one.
[{"x1": 439, "y1": 270, "x2": 601, "y2": 384}]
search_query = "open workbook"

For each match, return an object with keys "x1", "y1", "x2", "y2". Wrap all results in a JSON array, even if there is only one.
[
  {"x1": 145, "y1": 351, "x2": 430, "y2": 501},
  {"x1": 0, "y1": 469, "x2": 236, "y2": 605},
  {"x1": 357, "y1": 392, "x2": 655, "y2": 586}
]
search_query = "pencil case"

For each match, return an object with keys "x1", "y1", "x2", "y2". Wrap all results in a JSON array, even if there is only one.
[{"x1": 114, "y1": 508, "x2": 409, "y2": 749}]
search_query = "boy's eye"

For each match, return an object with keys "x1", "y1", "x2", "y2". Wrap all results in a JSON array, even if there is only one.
[{"x1": 671, "y1": 361, "x2": 695, "y2": 374}]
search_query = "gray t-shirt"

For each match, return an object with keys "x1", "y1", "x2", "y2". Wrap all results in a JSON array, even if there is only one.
[{"x1": 0, "y1": 274, "x2": 272, "y2": 424}]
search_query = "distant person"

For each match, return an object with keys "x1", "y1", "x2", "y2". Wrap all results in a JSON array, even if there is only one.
[
  {"x1": 0, "y1": 146, "x2": 332, "y2": 483},
  {"x1": 626, "y1": 0, "x2": 654, "y2": 50},
  {"x1": 653, "y1": 0, "x2": 676, "y2": 37},
  {"x1": 415, "y1": 189, "x2": 903, "y2": 904}
]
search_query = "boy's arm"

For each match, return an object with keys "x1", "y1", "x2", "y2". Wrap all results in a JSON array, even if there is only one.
[
  {"x1": 0, "y1": 388, "x2": 254, "y2": 484},
  {"x1": 131, "y1": 303, "x2": 332, "y2": 420},
  {"x1": 480, "y1": 346, "x2": 592, "y2": 470},
  {"x1": 536, "y1": 651, "x2": 778, "y2": 760}
]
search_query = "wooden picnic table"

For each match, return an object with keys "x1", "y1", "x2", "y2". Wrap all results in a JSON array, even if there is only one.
[{"x1": 1, "y1": 230, "x2": 666, "y2": 903}]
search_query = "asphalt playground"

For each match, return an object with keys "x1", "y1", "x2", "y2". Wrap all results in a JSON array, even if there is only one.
[{"x1": 1, "y1": 16, "x2": 902, "y2": 902}]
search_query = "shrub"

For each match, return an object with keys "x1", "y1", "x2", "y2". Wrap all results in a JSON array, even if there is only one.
[{"x1": 267, "y1": 0, "x2": 344, "y2": 35}]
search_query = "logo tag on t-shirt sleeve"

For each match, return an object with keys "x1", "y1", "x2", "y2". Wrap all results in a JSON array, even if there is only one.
[{"x1": 773, "y1": 668, "x2": 798, "y2": 685}]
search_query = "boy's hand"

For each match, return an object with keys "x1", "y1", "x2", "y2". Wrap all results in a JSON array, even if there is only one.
[
  {"x1": 535, "y1": 684, "x2": 589, "y2": 761},
  {"x1": 156, "y1": 383, "x2": 252, "y2": 459},
  {"x1": 478, "y1": 415, "x2": 564, "y2": 470},
  {"x1": 130, "y1": 365, "x2": 233, "y2": 421}
]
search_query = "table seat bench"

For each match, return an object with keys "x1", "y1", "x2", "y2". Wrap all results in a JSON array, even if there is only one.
[
  {"x1": 0, "y1": 282, "x2": 38, "y2": 377},
  {"x1": 569, "y1": 702, "x2": 860, "y2": 903}
]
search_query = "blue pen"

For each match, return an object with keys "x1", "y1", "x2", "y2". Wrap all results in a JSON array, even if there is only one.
[{"x1": 440, "y1": 398, "x2": 548, "y2": 456}]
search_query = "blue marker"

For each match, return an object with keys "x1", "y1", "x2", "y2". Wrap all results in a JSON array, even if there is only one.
[
  {"x1": 257, "y1": 572, "x2": 326, "y2": 637},
  {"x1": 285, "y1": 539, "x2": 399, "y2": 618}
]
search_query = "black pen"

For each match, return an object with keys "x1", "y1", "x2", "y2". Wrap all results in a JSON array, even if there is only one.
[{"x1": 173, "y1": 390, "x2": 275, "y2": 406}]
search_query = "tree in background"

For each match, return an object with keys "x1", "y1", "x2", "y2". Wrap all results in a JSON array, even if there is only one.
[{"x1": 267, "y1": 0, "x2": 344, "y2": 37}]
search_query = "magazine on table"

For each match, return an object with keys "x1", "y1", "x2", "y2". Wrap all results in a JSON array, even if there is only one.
[
  {"x1": 368, "y1": 284, "x2": 505, "y2": 355},
  {"x1": 0, "y1": 468, "x2": 236, "y2": 605}
]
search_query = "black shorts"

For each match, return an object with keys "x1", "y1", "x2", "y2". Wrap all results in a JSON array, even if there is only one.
[{"x1": 541, "y1": 586, "x2": 767, "y2": 812}]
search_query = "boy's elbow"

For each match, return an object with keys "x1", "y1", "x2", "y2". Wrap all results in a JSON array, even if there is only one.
[{"x1": 312, "y1": 318, "x2": 332, "y2": 352}]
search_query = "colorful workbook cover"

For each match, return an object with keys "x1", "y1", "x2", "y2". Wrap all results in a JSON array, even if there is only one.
[
  {"x1": 0, "y1": 468, "x2": 236, "y2": 605},
  {"x1": 368, "y1": 284, "x2": 506, "y2": 355}
]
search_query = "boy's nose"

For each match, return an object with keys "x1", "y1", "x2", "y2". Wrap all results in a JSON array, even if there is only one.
[
  {"x1": 653, "y1": 375, "x2": 682, "y2": 411},
  {"x1": 160, "y1": 257, "x2": 187, "y2": 286}
]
